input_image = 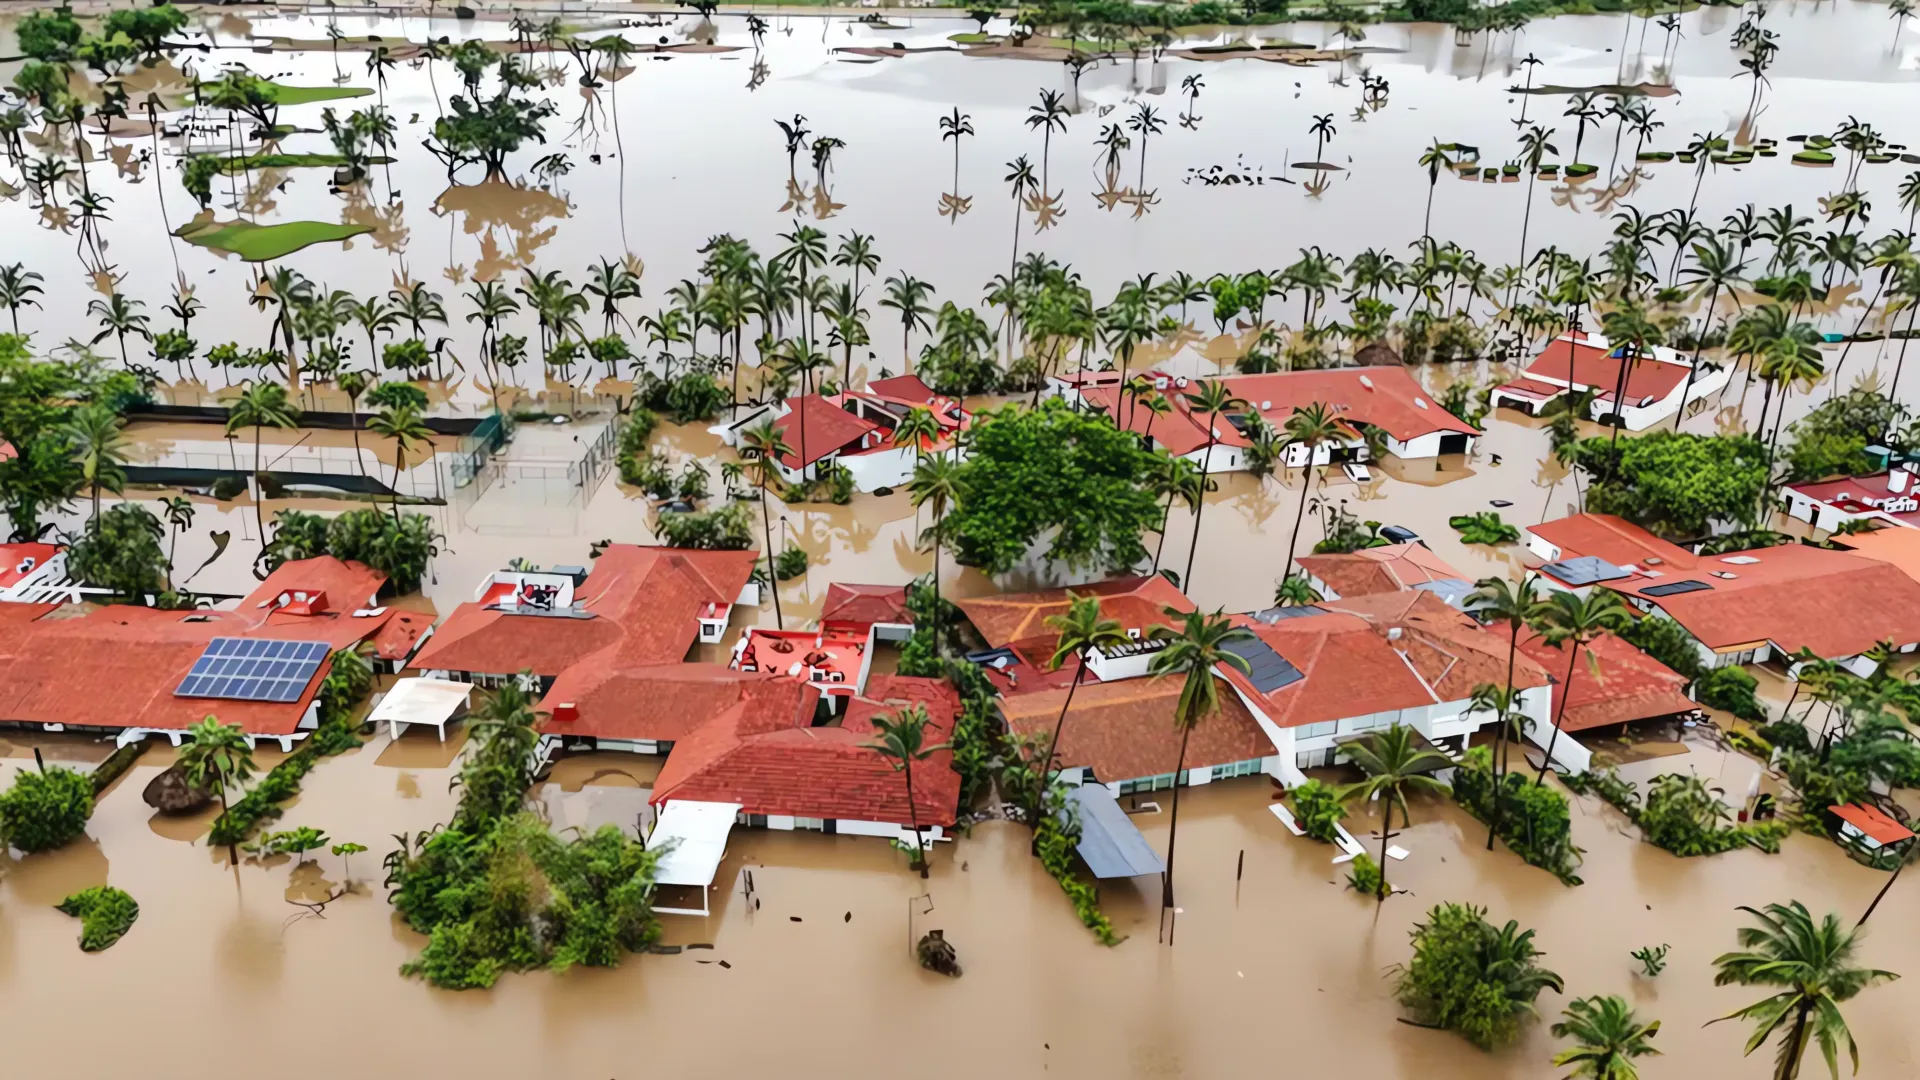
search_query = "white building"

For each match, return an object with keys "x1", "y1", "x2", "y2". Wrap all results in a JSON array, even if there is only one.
[{"x1": 1492, "y1": 331, "x2": 1730, "y2": 430}]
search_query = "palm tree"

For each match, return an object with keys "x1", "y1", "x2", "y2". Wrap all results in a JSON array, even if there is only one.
[
  {"x1": 1146, "y1": 608, "x2": 1253, "y2": 940},
  {"x1": 1417, "y1": 140, "x2": 1454, "y2": 240},
  {"x1": 1550, "y1": 996, "x2": 1662, "y2": 1080},
  {"x1": 1710, "y1": 901, "x2": 1898, "y2": 1080},
  {"x1": 1673, "y1": 237, "x2": 1749, "y2": 428},
  {"x1": 1274, "y1": 575, "x2": 1322, "y2": 606},
  {"x1": 1598, "y1": 298, "x2": 1662, "y2": 451},
  {"x1": 1037, "y1": 593, "x2": 1129, "y2": 803},
  {"x1": 1467, "y1": 573, "x2": 1543, "y2": 849},
  {"x1": 907, "y1": 453, "x2": 965, "y2": 650},
  {"x1": 1278, "y1": 403, "x2": 1345, "y2": 591},
  {"x1": 1565, "y1": 92, "x2": 1604, "y2": 166},
  {"x1": 1152, "y1": 454, "x2": 1208, "y2": 576},
  {"x1": 179, "y1": 715, "x2": 256, "y2": 866},
  {"x1": 1531, "y1": 589, "x2": 1631, "y2": 784},
  {"x1": 1338, "y1": 723, "x2": 1452, "y2": 904},
  {"x1": 336, "y1": 369, "x2": 372, "y2": 478},
  {"x1": 225, "y1": 382, "x2": 301, "y2": 546},
  {"x1": 1125, "y1": 102, "x2": 1165, "y2": 192},
  {"x1": 0, "y1": 262, "x2": 44, "y2": 334},
  {"x1": 366, "y1": 402, "x2": 429, "y2": 522},
  {"x1": 88, "y1": 292, "x2": 150, "y2": 365},
  {"x1": 1308, "y1": 112, "x2": 1336, "y2": 164},
  {"x1": 1515, "y1": 126, "x2": 1559, "y2": 299},
  {"x1": 1003, "y1": 155, "x2": 1037, "y2": 276},
  {"x1": 879, "y1": 274, "x2": 934, "y2": 373},
  {"x1": 939, "y1": 106, "x2": 973, "y2": 208},
  {"x1": 160, "y1": 495, "x2": 194, "y2": 588},
  {"x1": 585, "y1": 257, "x2": 642, "y2": 337},
  {"x1": 864, "y1": 703, "x2": 950, "y2": 878},
  {"x1": 59, "y1": 404, "x2": 128, "y2": 526},
  {"x1": 738, "y1": 420, "x2": 794, "y2": 630},
  {"x1": 1182, "y1": 381, "x2": 1247, "y2": 592},
  {"x1": 389, "y1": 282, "x2": 449, "y2": 377},
  {"x1": 833, "y1": 231, "x2": 881, "y2": 305},
  {"x1": 1025, "y1": 89, "x2": 1068, "y2": 194}
]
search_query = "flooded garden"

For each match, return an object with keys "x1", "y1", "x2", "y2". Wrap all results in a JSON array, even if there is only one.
[{"x1": 2, "y1": 0, "x2": 1920, "y2": 1076}]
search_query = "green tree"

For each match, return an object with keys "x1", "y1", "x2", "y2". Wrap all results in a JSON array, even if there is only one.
[
  {"x1": 1147, "y1": 608, "x2": 1253, "y2": 937},
  {"x1": 367, "y1": 403, "x2": 430, "y2": 522},
  {"x1": 225, "y1": 382, "x2": 300, "y2": 548},
  {"x1": 1277, "y1": 402, "x2": 1346, "y2": 593},
  {"x1": 1339, "y1": 724, "x2": 1452, "y2": 903},
  {"x1": 1180, "y1": 380, "x2": 1246, "y2": 592},
  {"x1": 69, "y1": 502, "x2": 167, "y2": 600},
  {"x1": 879, "y1": 273, "x2": 935, "y2": 373},
  {"x1": 1395, "y1": 902, "x2": 1566, "y2": 1049},
  {"x1": 863, "y1": 703, "x2": 950, "y2": 878},
  {"x1": 179, "y1": 715, "x2": 256, "y2": 866},
  {"x1": 0, "y1": 765, "x2": 93, "y2": 853},
  {"x1": 0, "y1": 263, "x2": 45, "y2": 334},
  {"x1": 907, "y1": 452, "x2": 966, "y2": 649},
  {"x1": 738, "y1": 420, "x2": 794, "y2": 630},
  {"x1": 1710, "y1": 901, "x2": 1898, "y2": 1080},
  {"x1": 58, "y1": 403, "x2": 127, "y2": 525},
  {"x1": 1467, "y1": 573, "x2": 1543, "y2": 849},
  {"x1": 1037, "y1": 592, "x2": 1129, "y2": 806},
  {"x1": 1532, "y1": 589, "x2": 1632, "y2": 783},
  {"x1": 1550, "y1": 995, "x2": 1661, "y2": 1079},
  {"x1": 1575, "y1": 431, "x2": 1768, "y2": 538}
]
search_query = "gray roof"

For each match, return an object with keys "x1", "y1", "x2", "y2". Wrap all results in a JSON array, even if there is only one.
[
  {"x1": 1413, "y1": 577, "x2": 1476, "y2": 609},
  {"x1": 1219, "y1": 634, "x2": 1305, "y2": 694},
  {"x1": 1066, "y1": 785, "x2": 1166, "y2": 879},
  {"x1": 1542, "y1": 555, "x2": 1632, "y2": 587},
  {"x1": 1641, "y1": 578, "x2": 1714, "y2": 597}
]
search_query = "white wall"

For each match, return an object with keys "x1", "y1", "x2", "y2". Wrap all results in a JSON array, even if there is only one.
[{"x1": 840, "y1": 445, "x2": 919, "y2": 492}]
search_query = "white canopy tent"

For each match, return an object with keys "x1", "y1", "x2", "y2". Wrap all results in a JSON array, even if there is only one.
[
  {"x1": 366, "y1": 678, "x2": 473, "y2": 743},
  {"x1": 646, "y1": 800, "x2": 741, "y2": 917}
]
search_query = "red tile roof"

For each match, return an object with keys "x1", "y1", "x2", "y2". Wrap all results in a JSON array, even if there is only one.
[
  {"x1": 650, "y1": 674, "x2": 960, "y2": 827},
  {"x1": 1494, "y1": 377, "x2": 1567, "y2": 401},
  {"x1": 1833, "y1": 803, "x2": 1915, "y2": 845},
  {"x1": 0, "y1": 543, "x2": 61, "y2": 587},
  {"x1": 1517, "y1": 629, "x2": 1695, "y2": 733},
  {"x1": 865, "y1": 375, "x2": 937, "y2": 403},
  {"x1": 955, "y1": 576, "x2": 1193, "y2": 654},
  {"x1": 1605, "y1": 544, "x2": 1920, "y2": 658},
  {"x1": 1784, "y1": 470, "x2": 1920, "y2": 526},
  {"x1": 1525, "y1": 336, "x2": 1690, "y2": 407},
  {"x1": 1835, "y1": 526, "x2": 1920, "y2": 584},
  {"x1": 370, "y1": 610, "x2": 434, "y2": 661},
  {"x1": 771, "y1": 394, "x2": 882, "y2": 469},
  {"x1": 999, "y1": 673, "x2": 1272, "y2": 783},
  {"x1": 1528, "y1": 513, "x2": 1698, "y2": 571},
  {"x1": 540, "y1": 663, "x2": 814, "y2": 742},
  {"x1": 413, "y1": 546, "x2": 756, "y2": 677},
  {"x1": 1297, "y1": 542, "x2": 1464, "y2": 598},
  {"x1": 821, "y1": 582, "x2": 912, "y2": 627}
]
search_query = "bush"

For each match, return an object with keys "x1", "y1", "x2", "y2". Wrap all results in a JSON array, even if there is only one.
[
  {"x1": 1345, "y1": 851, "x2": 1385, "y2": 897},
  {"x1": 653, "y1": 501, "x2": 754, "y2": 550},
  {"x1": 763, "y1": 545, "x2": 808, "y2": 583},
  {"x1": 1291, "y1": 779, "x2": 1347, "y2": 843},
  {"x1": 661, "y1": 372, "x2": 728, "y2": 424},
  {"x1": 68, "y1": 504, "x2": 169, "y2": 600},
  {"x1": 0, "y1": 766, "x2": 94, "y2": 853},
  {"x1": 57, "y1": 886, "x2": 139, "y2": 952},
  {"x1": 1696, "y1": 665, "x2": 1766, "y2": 723},
  {"x1": 1448, "y1": 512, "x2": 1520, "y2": 545},
  {"x1": 262, "y1": 508, "x2": 439, "y2": 595},
  {"x1": 1035, "y1": 804, "x2": 1121, "y2": 945},
  {"x1": 1450, "y1": 747, "x2": 1581, "y2": 884},
  {"x1": 210, "y1": 475, "x2": 245, "y2": 501},
  {"x1": 614, "y1": 408, "x2": 659, "y2": 488},
  {"x1": 620, "y1": 451, "x2": 674, "y2": 497},
  {"x1": 1618, "y1": 614, "x2": 1705, "y2": 683},
  {"x1": 1565, "y1": 767, "x2": 1790, "y2": 856},
  {"x1": 1393, "y1": 902, "x2": 1563, "y2": 1050}
]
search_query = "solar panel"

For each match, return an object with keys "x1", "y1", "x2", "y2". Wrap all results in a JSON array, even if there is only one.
[
  {"x1": 1542, "y1": 556, "x2": 1631, "y2": 587},
  {"x1": 175, "y1": 637, "x2": 330, "y2": 703},
  {"x1": 1640, "y1": 579, "x2": 1713, "y2": 598},
  {"x1": 1220, "y1": 636, "x2": 1304, "y2": 694}
]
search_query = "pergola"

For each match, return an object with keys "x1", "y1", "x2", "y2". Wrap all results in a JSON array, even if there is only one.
[
  {"x1": 366, "y1": 677, "x2": 473, "y2": 742},
  {"x1": 647, "y1": 800, "x2": 742, "y2": 917}
]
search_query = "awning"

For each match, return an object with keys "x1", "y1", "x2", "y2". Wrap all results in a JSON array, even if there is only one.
[
  {"x1": 366, "y1": 678, "x2": 473, "y2": 743},
  {"x1": 647, "y1": 800, "x2": 741, "y2": 916},
  {"x1": 1066, "y1": 785, "x2": 1165, "y2": 879}
]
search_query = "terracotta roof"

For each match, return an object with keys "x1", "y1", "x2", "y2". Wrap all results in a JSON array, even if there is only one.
[
  {"x1": 1494, "y1": 377, "x2": 1567, "y2": 400},
  {"x1": 999, "y1": 674, "x2": 1272, "y2": 783},
  {"x1": 1517, "y1": 628, "x2": 1695, "y2": 733},
  {"x1": 1527, "y1": 513, "x2": 1698, "y2": 571},
  {"x1": 1297, "y1": 542, "x2": 1464, "y2": 598},
  {"x1": 1835, "y1": 526, "x2": 1920, "y2": 584},
  {"x1": 865, "y1": 375, "x2": 937, "y2": 403},
  {"x1": 1526, "y1": 335, "x2": 1691, "y2": 406},
  {"x1": 413, "y1": 546, "x2": 756, "y2": 676},
  {"x1": 955, "y1": 576, "x2": 1193, "y2": 653},
  {"x1": 541, "y1": 663, "x2": 814, "y2": 742},
  {"x1": 1833, "y1": 803, "x2": 1915, "y2": 845},
  {"x1": 0, "y1": 543, "x2": 61, "y2": 587},
  {"x1": 370, "y1": 610, "x2": 434, "y2": 661},
  {"x1": 1784, "y1": 470, "x2": 1920, "y2": 526},
  {"x1": 1605, "y1": 544, "x2": 1920, "y2": 658},
  {"x1": 771, "y1": 394, "x2": 882, "y2": 468},
  {"x1": 254, "y1": 555, "x2": 388, "y2": 613},
  {"x1": 821, "y1": 582, "x2": 912, "y2": 627},
  {"x1": 650, "y1": 674, "x2": 960, "y2": 826}
]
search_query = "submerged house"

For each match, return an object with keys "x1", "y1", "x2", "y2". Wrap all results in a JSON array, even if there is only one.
[
  {"x1": 1296, "y1": 542, "x2": 1472, "y2": 607},
  {"x1": 1070, "y1": 367, "x2": 1480, "y2": 469},
  {"x1": 720, "y1": 375, "x2": 971, "y2": 491},
  {"x1": 730, "y1": 582, "x2": 915, "y2": 704},
  {"x1": 1491, "y1": 331, "x2": 1728, "y2": 430},
  {"x1": 1780, "y1": 464, "x2": 1920, "y2": 533},
  {"x1": 0, "y1": 556, "x2": 420, "y2": 749},
  {"x1": 1516, "y1": 628, "x2": 1697, "y2": 744}
]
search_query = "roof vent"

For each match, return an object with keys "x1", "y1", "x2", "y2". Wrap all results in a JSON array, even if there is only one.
[
  {"x1": 1413, "y1": 397, "x2": 1429, "y2": 409},
  {"x1": 550, "y1": 702, "x2": 578, "y2": 723},
  {"x1": 1260, "y1": 400, "x2": 1272, "y2": 410},
  {"x1": 1359, "y1": 375, "x2": 1375, "y2": 390},
  {"x1": 1386, "y1": 626, "x2": 1404, "y2": 641},
  {"x1": 1175, "y1": 376, "x2": 1190, "y2": 388},
  {"x1": 1710, "y1": 570, "x2": 1737, "y2": 579},
  {"x1": 1644, "y1": 556, "x2": 1663, "y2": 566},
  {"x1": 1721, "y1": 555, "x2": 1760, "y2": 565},
  {"x1": 1126, "y1": 628, "x2": 1142, "y2": 640},
  {"x1": 13, "y1": 556, "x2": 33, "y2": 573}
]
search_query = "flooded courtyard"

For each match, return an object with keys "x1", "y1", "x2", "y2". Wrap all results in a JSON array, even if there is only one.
[{"x1": 1, "y1": 0, "x2": 1920, "y2": 1076}]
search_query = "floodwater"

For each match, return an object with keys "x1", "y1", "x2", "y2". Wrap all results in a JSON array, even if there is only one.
[{"x1": 5, "y1": 3, "x2": 1920, "y2": 1076}]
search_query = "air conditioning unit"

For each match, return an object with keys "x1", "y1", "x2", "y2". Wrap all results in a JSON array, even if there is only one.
[
  {"x1": 1359, "y1": 375, "x2": 1375, "y2": 390},
  {"x1": 550, "y1": 703, "x2": 579, "y2": 724},
  {"x1": 1127, "y1": 628, "x2": 1142, "y2": 640}
]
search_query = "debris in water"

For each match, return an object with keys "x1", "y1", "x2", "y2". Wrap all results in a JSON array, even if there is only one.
[
  {"x1": 789, "y1": 916, "x2": 802, "y2": 922},
  {"x1": 844, "y1": 911, "x2": 851, "y2": 922},
  {"x1": 648, "y1": 944, "x2": 683, "y2": 955},
  {"x1": 696, "y1": 959, "x2": 713, "y2": 964},
  {"x1": 719, "y1": 960, "x2": 731, "y2": 969},
  {"x1": 916, "y1": 929, "x2": 962, "y2": 977},
  {"x1": 685, "y1": 943, "x2": 714, "y2": 950}
]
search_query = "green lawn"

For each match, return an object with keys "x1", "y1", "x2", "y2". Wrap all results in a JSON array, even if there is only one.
[
  {"x1": 174, "y1": 219, "x2": 374, "y2": 261},
  {"x1": 213, "y1": 153, "x2": 394, "y2": 175},
  {"x1": 260, "y1": 83, "x2": 374, "y2": 106}
]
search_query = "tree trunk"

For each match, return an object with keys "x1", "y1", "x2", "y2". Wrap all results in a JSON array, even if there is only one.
[
  {"x1": 1534, "y1": 641, "x2": 1583, "y2": 785},
  {"x1": 1153, "y1": 486, "x2": 1174, "y2": 574},
  {"x1": 1672, "y1": 283, "x2": 1719, "y2": 430},
  {"x1": 1488, "y1": 619, "x2": 1520, "y2": 851},
  {"x1": 931, "y1": 512, "x2": 943, "y2": 655},
  {"x1": 1040, "y1": 656, "x2": 1088, "y2": 816},
  {"x1": 1777, "y1": 1001, "x2": 1813, "y2": 1080},
  {"x1": 218, "y1": 778, "x2": 237, "y2": 866},
  {"x1": 1376, "y1": 792, "x2": 1393, "y2": 905},
  {"x1": 760, "y1": 486, "x2": 783, "y2": 629},
  {"x1": 1827, "y1": 275, "x2": 1887, "y2": 400},
  {"x1": 1183, "y1": 439, "x2": 1214, "y2": 590},
  {"x1": 1282, "y1": 454, "x2": 1315, "y2": 586},
  {"x1": 390, "y1": 443, "x2": 406, "y2": 523},
  {"x1": 1160, "y1": 724, "x2": 1192, "y2": 941},
  {"x1": 254, "y1": 427, "x2": 266, "y2": 546},
  {"x1": 904, "y1": 758, "x2": 928, "y2": 878}
]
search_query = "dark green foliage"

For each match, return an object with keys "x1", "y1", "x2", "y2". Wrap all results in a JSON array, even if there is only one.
[
  {"x1": 614, "y1": 407, "x2": 659, "y2": 486},
  {"x1": 1447, "y1": 511, "x2": 1520, "y2": 545},
  {"x1": 207, "y1": 655, "x2": 370, "y2": 847},
  {"x1": 366, "y1": 381, "x2": 429, "y2": 411},
  {"x1": 262, "y1": 508, "x2": 436, "y2": 594},
  {"x1": 661, "y1": 372, "x2": 728, "y2": 424},
  {"x1": 0, "y1": 766, "x2": 94, "y2": 853},
  {"x1": 1290, "y1": 779, "x2": 1347, "y2": 843},
  {"x1": 1618, "y1": 614, "x2": 1706, "y2": 683},
  {"x1": 1563, "y1": 768, "x2": 1790, "y2": 856},
  {"x1": 210, "y1": 475, "x2": 246, "y2": 501},
  {"x1": 621, "y1": 451, "x2": 673, "y2": 497},
  {"x1": 1345, "y1": 851, "x2": 1384, "y2": 896},
  {"x1": 69, "y1": 504, "x2": 168, "y2": 599},
  {"x1": 1311, "y1": 502, "x2": 1390, "y2": 554},
  {"x1": 893, "y1": 580, "x2": 993, "y2": 805},
  {"x1": 1783, "y1": 389, "x2": 1904, "y2": 483},
  {"x1": 265, "y1": 509, "x2": 333, "y2": 563},
  {"x1": 653, "y1": 501, "x2": 754, "y2": 549},
  {"x1": 1574, "y1": 432, "x2": 1769, "y2": 538},
  {"x1": 1450, "y1": 746, "x2": 1581, "y2": 884},
  {"x1": 17, "y1": 6, "x2": 83, "y2": 63},
  {"x1": 1695, "y1": 664, "x2": 1766, "y2": 723},
  {"x1": 1697, "y1": 529, "x2": 1795, "y2": 556},
  {"x1": 0, "y1": 336, "x2": 147, "y2": 540},
  {"x1": 764, "y1": 544, "x2": 808, "y2": 582},
  {"x1": 103, "y1": 4, "x2": 189, "y2": 56},
  {"x1": 179, "y1": 155, "x2": 221, "y2": 208},
  {"x1": 57, "y1": 886, "x2": 138, "y2": 952},
  {"x1": 1632, "y1": 942, "x2": 1670, "y2": 977},
  {"x1": 1035, "y1": 796, "x2": 1120, "y2": 944},
  {"x1": 943, "y1": 400, "x2": 1163, "y2": 575},
  {"x1": 1393, "y1": 902, "x2": 1564, "y2": 1050},
  {"x1": 429, "y1": 59, "x2": 558, "y2": 178},
  {"x1": 382, "y1": 339, "x2": 431, "y2": 374}
]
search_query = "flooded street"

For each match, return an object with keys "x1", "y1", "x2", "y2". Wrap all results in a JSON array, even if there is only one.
[{"x1": 2, "y1": 2, "x2": 1920, "y2": 1075}]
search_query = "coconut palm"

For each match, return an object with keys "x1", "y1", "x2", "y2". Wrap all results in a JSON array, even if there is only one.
[
  {"x1": 0, "y1": 262, "x2": 44, "y2": 334},
  {"x1": 1152, "y1": 454, "x2": 1209, "y2": 576},
  {"x1": 820, "y1": 281, "x2": 870, "y2": 387},
  {"x1": 1147, "y1": 608, "x2": 1253, "y2": 939},
  {"x1": 1673, "y1": 237, "x2": 1749, "y2": 428},
  {"x1": 1025, "y1": 89, "x2": 1069, "y2": 194},
  {"x1": 346, "y1": 295, "x2": 400, "y2": 369},
  {"x1": 1182, "y1": 381, "x2": 1247, "y2": 592},
  {"x1": 907, "y1": 452, "x2": 965, "y2": 646},
  {"x1": 939, "y1": 106, "x2": 973, "y2": 212},
  {"x1": 1417, "y1": 140, "x2": 1455, "y2": 240},
  {"x1": 1598, "y1": 298, "x2": 1663, "y2": 451},
  {"x1": 366, "y1": 402, "x2": 430, "y2": 522},
  {"x1": 88, "y1": 292, "x2": 150, "y2": 366},
  {"x1": 585, "y1": 257, "x2": 642, "y2": 337},
  {"x1": 863, "y1": 703, "x2": 951, "y2": 878},
  {"x1": 1515, "y1": 125, "x2": 1559, "y2": 298},
  {"x1": 1467, "y1": 573, "x2": 1544, "y2": 848},
  {"x1": 1550, "y1": 995, "x2": 1662, "y2": 1080},
  {"x1": 1338, "y1": 724, "x2": 1451, "y2": 904},
  {"x1": 1710, "y1": 901, "x2": 1897, "y2": 1080},
  {"x1": 833, "y1": 231, "x2": 881, "y2": 305},
  {"x1": 1037, "y1": 592, "x2": 1129, "y2": 803},
  {"x1": 1277, "y1": 403, "x2": 1346, "y2": 591},
  {"x1": 389, "y1": 282, "x2": 449, "y2": 375},
  {"x1": 60, "y1": 405, "x2": 129, "y2": 527},
  {"x1": 879, "y1": 273, "x2": 935, "y2": 374},
  {"x1": 160, "y1": 494, "x2": 194, "y2": 588},
  {"x1": 1125, "y1": 102, "x2": 1164, "y2": 192},
  {"x1": 1827, "y1": 234, "x2": 1911, "y2": 399},
  {"x1": 1273, "y1": 574, "x2": 1322, "y2": 606},
  {"x1": 1308, "y1": 112, "x2": 1336, "y2": 164},
  {"x1": 1531, "y1": 589, "x2": 1632, "y2": 783},
  {"x1": 738, "y1": 420, "x2": 794, "y2": 630},
  {"x1": 179, "y1": 715, "x2": 256, "y2": 866},
  {"x1": 1003, "y1": 154, "x2": 1037, "y2": 274},
  {"x1": 335, "y1": 369, "x2": 372, "y2": 478},
  {"x1": 1564, "y1": 92, "x2": 1604, "y2": 166},
  {"x1": 225, "y1": 382, "x2": 301, "y2": 546}
]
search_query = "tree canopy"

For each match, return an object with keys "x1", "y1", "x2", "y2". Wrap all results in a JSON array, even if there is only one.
[{"x1": 1574, "y1": 431, "x2": 1768, "y2": 539}]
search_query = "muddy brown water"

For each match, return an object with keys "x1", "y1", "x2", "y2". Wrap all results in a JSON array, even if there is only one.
[{"x1": 3, "y1": 5, "x2": 1920, "y2": 1074}]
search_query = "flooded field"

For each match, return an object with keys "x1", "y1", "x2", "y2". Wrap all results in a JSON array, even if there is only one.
[{"x1": 3, "y1": 1, "x2": 1920, "y2": 1076}]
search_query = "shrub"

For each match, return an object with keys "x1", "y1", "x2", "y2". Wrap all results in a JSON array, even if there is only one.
[
  {"x1": 661, "y1": 372, "x2": 728, "y2": 423},
  {"x1": 1450, "y1": 747, "x2": 1581, "y2": 884},
  {"x1": 1631, "y1": 943, "x2": 1669, "y2": 977},
  {"x1": 1618, "y1": 614, "x2": 1705, "y2": 683},
  {"x1": 765, "y1": 545, "x2": 808, "y2": 582},
  {"x1": 210, "y1": 474, "x2": 247, "y2": 501},
  {"x1": 1566, "y1": 767, "x2": 1790, "y2": 856},
  {"x1": 0, "y1": 766, "x2": 94, "y2": 853},
  {"x1": 1035, "y1": 804, "x2": 1121, "y2": 945},
  {"x1": 614, "y1": 408, "x2": 659, "y2": 488},
  {"x1": 57, "y1": 886, "x2": 139, "y2": 952},
  {"x1": 1447, "y1": 511, "x2": 1520, "y2": 545},
  {"x1": 1291, "y1": 779, "x2": 1347, "y2": 843},
  {"x1": 1345, "y1": 852, "x2": 1384, "y2": 897},
  {"x1": 653, "y1": 501, "x2": 754, "y2": 550},
  {"x1": 1393, "y1": 902, "x2": 1563, "y2": 1050},
  {"x1": 1696, "y1": 665, "x2": 1766, "y2": 723}
]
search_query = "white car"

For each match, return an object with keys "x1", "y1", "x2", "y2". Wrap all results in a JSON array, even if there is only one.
[{"x1": 1342, "y1": 461, "x2": 1373, "y2": 484}]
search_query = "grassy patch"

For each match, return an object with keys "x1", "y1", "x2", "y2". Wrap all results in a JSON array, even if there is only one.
[
  {"x1": 58, "y1": 886, "x2": 139, "y2": 952},
  {"x1": 1564, "y1": 162, "x2": 1598, "y2": 178},
  {"x1": 1791, "y1": 149, "x2": 1835, "y2": 165},
  {"x1": 213, "y1": 153, "x2": 394, "y2": 175},
  {"x1": 174, "y1": 218, "x2": 374, "y2": 261},
  {"x1": 1635, "y1": 150, "x2": 1674, "y2": 162},
  {"x1": 258, "y1": 82, "x2": 374, "y2": 106}
]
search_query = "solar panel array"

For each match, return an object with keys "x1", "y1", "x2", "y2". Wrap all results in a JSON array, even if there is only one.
[
  {"x1": 1220, "y1": 636, "x2": 1305, "y2": 694},
  {"x1": 175, "y1": 637, "x2": 330, "y2": 703},
  {"x1": 1640, "y1": 579, "x2": 1714, "y2": 598}
]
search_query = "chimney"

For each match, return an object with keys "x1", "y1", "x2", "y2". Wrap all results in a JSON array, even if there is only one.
[
  {"x1": 1891, "y1": 468, "x2": 1911, "y2": 495},
  {"x1": 550, "y1": 703, "x2": 578, "y2": 724}
]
